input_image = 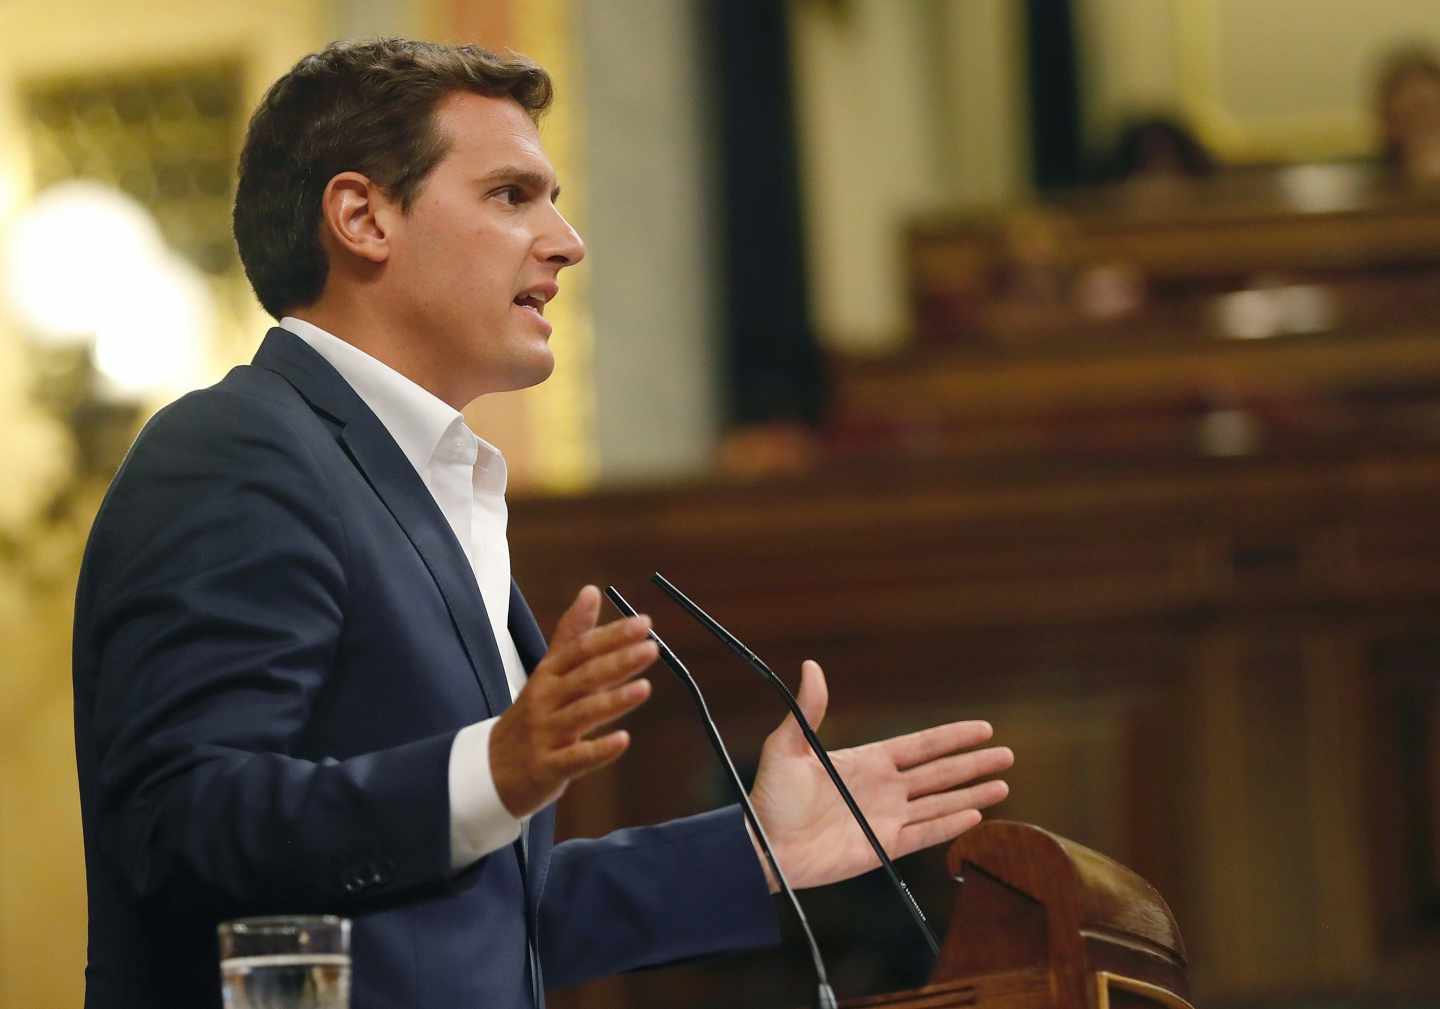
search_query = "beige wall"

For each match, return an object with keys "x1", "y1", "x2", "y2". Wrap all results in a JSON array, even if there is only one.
[
  {"x1": 579, "y1": 0, "x2": 729, "y2": 483},
  {"x1": 1187, "y1": 0, "x2": 1440, "y2": 159},
  {"x1": 790, "y1": 0, "x2": 1028, "y2": 353},
  {"x1": 2, "y1": 584, "x2": 87, "y2": 1009},
  {"x1": 1077, "y1": 0, "x2": 1183, "y2": 146},
  {"x1": 1080, "y1": 0, "x2": 1440, "y2": 160},
  {"x1": 0, "y1": 0, "x2": 335, "y2": 362}
]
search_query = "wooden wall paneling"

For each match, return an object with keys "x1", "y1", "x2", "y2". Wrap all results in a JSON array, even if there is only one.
[
  {"x1": 545, "y1": 615, "x2": 1201, "y2": 1009},
  {"x1": 510, "y1": 447, "x2": 1440, "y2": 1006},
  {"x1": 837, "y1": 332, "x2": 1440, "y2": 430},
  {"x1": 1186, "y1": 628, "x2": 1372, "y2": 1001},
  {"x1": 904, "y1": 187, "x2": 1440, "y2": 352},
  {"x1": 1120, "y1": 661, "x2": 1196, "y2": 960},
  {"x1": 1301, "y1": 631, "x2": 1376, "y2": 988},
  {"x1": 1187, "y1": 631, "x2": 1255, "y2": 998},
  {"x1": 1364, "y1": 632, "x2": 1440, "y2": 988},
  {"x1": 1233, "y1": 636, "x2": 1326, "y2": 991}
]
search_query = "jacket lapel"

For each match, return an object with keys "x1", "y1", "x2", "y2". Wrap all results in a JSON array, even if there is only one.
[
  {"x1": 252, "y1": 327, "x2": 512, "y2": 716},
  {"x1": 507, "y1": 581, "x2": 557, "y2": 919},
  {"x1": 507, "y1": 581, "x2": 549, "y2": 673}
]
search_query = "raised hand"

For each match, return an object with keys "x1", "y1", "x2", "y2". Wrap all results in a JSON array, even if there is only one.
[
  {"x1": 490, "y1": 585, "x2": 656, "y2": 818},
  {"x1": 748, "y1": 660, "x2": 1013, "y2": 892}
]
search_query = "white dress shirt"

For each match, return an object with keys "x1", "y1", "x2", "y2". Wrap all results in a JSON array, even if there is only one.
[{"x1": 280, "y1": 316, "x2": 525, "y2": 870}]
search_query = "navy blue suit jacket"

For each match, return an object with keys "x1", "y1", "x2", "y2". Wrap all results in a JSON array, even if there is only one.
[{"x1": 72, "y1": 328, "x2": 778, "y2": 1009}]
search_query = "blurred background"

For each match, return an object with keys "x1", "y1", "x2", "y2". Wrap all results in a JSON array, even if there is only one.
[{"x1": 4, "y1": 0, "x2": 1440, "y2": 1006}]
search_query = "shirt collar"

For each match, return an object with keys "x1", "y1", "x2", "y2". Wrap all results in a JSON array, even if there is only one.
[{"x1": 279, "y1": 316, "x2": 476, "y2": 479}]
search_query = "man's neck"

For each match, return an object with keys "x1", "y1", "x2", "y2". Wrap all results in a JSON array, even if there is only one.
[{"x1": 287, "y1": 305, "x2": 466, "y2": 410}]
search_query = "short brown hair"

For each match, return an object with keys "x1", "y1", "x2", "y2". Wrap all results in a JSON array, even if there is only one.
[{"x1": 234, "y1": 38, "x2": 553, "y2": 319}]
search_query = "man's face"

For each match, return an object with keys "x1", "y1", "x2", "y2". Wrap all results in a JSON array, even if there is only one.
[{"x1": 380, "y1": 91, "x2": 584, "y2": 407}]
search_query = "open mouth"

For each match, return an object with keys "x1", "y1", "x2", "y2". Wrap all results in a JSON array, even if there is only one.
[{"x1": 513, "y1": 293, "x2": 546, "y2": 317}]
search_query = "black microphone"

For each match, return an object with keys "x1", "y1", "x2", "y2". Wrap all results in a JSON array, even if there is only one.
[
  {"x1": 650, "y1": 572, "x2": 943, "y2": 959},
  {"x1": 604, "y1": 586, "x2": 838, "y2": 1009}
]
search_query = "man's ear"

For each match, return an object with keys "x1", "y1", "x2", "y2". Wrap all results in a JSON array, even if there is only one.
[{"x1": 320, "y1": 171, "x2": 392, "y2": 265}]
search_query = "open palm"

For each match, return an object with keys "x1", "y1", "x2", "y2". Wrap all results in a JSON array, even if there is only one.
[{"x1": 748, "y1": 660, "x2": 1013, "y2": 892}]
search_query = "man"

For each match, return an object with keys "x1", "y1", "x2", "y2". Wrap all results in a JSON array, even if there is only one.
[{"x1": 72, "y1": 38, "x2": 1013, "y2": 1009}]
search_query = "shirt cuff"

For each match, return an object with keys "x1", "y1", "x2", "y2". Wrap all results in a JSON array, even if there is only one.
[{"x1": 448, "y1": 717, "x2": 524, "y2": 872}]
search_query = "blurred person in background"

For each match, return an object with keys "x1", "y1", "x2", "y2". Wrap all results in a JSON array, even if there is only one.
[
  {"x1": 1098, "y1": 116, "x2": 1217, "y2": 199},
  {"x1": 1377, "y1": 44, "x2": 1440, "y2": 185},
  {"x1": 70, "y1": 37, "x2": 1013, "y2": 1009}
]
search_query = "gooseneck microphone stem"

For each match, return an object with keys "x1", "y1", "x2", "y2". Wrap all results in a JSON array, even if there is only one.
[
  {"x1": 604, "y1": 587, "x2": 838, "y2": 1009},
  {"x1": 651, "y1": 572, "x2": 943, "y2": 959}
]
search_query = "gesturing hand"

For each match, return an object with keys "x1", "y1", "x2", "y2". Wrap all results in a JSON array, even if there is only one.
[
  {"x1": 490, "y1": 585, "x2": 656, "y2": 818},
  {"x1": 748, "y1": 660, "x2": 1013, "y2": 892}
]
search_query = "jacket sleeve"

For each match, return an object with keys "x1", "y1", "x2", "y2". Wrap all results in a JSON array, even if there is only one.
[
  {"x1": 77, "y1": 387, "x2": 455, "y2": 914},
  {"x1": 536, "y1": 805, "x2": 781, "y2": 988}
]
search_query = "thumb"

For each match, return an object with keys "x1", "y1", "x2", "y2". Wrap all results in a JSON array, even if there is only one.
[
  {"x1": 796, "y1": 660, "x2": 829, "y2": 730},
  {"x1": 551, "y1": 585, "x2": 601, "y2": 646},
  {"x1": 775, "y1": 659, "x2": 829, "y2": 752}
]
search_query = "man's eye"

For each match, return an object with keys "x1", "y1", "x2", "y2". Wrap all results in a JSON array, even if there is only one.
[{"x1": 495, "y1": 186, "x2": 525, "y2": 205}]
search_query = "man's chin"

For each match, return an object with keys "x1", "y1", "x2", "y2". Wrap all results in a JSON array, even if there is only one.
[
  {"x1": 515, "y1": 351, "x2": 557, "y2": 389},
  {"x1": 490, "y1": 352, "x2": 557, "y2": 396},
  {"x1": 457, "y1": 346, "x2": 557, "y2": 403}
]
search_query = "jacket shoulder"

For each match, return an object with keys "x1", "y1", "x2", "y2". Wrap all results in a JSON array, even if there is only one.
[
  {"x1": 79, "y1": 365, "x2": 349, "y2": 615},
  {"x1": 141, "y1": 363, "x2": 323, "y2": 441},
  {"x1": 109, "y1": 364, "x2": 343, "y2": 492}
]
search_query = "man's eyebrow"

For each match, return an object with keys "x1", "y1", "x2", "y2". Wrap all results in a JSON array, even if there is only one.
[{"x1": 480, "y1": 166, "x2": 562, "y2": 201}]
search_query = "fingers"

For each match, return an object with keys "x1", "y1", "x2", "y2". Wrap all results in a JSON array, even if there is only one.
[
  {"x1": 541, "y1": 613, "x2": 654, "y2": 682},
  {"x1": 768, "y1": 660, "x2": 829, "y2": 756},
  {"x1": 549, "y1": 637, "x2": 657, "y2": 706},
  {"x1": 885, "y1": 720, "x2": 996, "y2": 771},
  {"x1": 894, "y1": 809, "x2": 984, "y2": 859},
  {"x1": 491, "y1": 590, "x2": 658, "y2": 818},
  {"x1": 550, "y1": 585, "x2": 602, "y2": 647},
  {"x1": 550, "y1": 729, "x2": 633, "y2": 778},
  {"x1": 904, "y1": 745, "x2": 1014, "y2": 799},
  {"x1": 553, "y1": 676, "x2": 652, "y2": 736},
  {"x1": 906, "y1": 778, "x2": 1010, "y2": 823},
  {"x1": 797, "y1": 660, "x2": 828, "y2": 729},
  {"x1": 490, "y1": 666, "x2": 649, "y2": 818}
]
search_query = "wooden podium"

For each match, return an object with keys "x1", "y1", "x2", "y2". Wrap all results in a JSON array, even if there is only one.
[{"x1": 840, "y1": 822, "x2": 1194, "y2": 1009}]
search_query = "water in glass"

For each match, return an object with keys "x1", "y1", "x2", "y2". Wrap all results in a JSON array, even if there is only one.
[{"x1": 221, "y1": 952, "x2": 350, "y2": 1009}]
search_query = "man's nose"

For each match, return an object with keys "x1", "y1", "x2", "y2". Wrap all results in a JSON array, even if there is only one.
[{"x1": 541, "y1": 207, "x2": 586, "y2": 267}]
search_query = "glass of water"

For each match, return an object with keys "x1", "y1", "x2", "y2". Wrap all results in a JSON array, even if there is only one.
[{"x1": 219, "y1": 915, "x2": 351, "y2": 1009}]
